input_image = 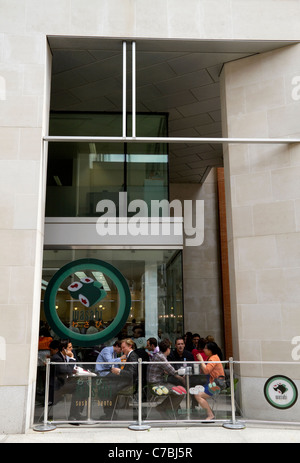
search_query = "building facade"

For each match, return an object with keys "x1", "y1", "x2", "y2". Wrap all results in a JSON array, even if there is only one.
[{"x1": 1, "y1": 0, "x2": 300, "y2": 433}]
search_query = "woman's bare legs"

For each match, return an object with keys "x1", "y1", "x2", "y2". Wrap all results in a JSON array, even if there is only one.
[{"x1": 194, "y1": 392, "x2": 215, "y2": 420}]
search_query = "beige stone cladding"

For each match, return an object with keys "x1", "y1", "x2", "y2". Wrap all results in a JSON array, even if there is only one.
[
  {"x1": 1, "y1": 0, "x2": 300, "y2": 432},
  {"x1": 0, "y1": 27, "x2": 51, "y2": 433},
  {"x1": 221, "y1": 44, "x2": 300, "y2": 420}
]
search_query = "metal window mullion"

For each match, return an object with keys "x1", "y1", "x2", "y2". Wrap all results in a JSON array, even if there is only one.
[
  {"x1": 132, "y1": 41, "x2": 136, "y2": 138},
  {"x1": 122, "y1": 41, "x2": 127, "y2": 138}
]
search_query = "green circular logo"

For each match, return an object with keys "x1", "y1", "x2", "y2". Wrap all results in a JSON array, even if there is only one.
[
  {"x1": 44, "y1": 258, "x2": 131, "y2": 347},
  {"x1": 264, "y1": 375, "x2": 298, "y2": 410}
]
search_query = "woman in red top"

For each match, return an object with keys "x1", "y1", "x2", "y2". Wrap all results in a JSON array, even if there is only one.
[
  {"x1": 195, "y1": 342, "x2": 225, "y2": 421},
  {"x1": 191, "y1": 337, "x2": 208, "y2": 362}
]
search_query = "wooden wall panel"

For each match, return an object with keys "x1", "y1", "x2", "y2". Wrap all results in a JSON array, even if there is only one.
[{"x1": 217, "y1": 167, "x2": 233, "y2": 360}]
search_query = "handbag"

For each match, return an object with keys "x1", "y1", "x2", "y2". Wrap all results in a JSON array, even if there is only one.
[{"x1": 214, "y1": 375, "x2": 227, "y2": 391}]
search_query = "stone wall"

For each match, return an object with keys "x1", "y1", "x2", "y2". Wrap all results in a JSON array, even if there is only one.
[
  {"x1": 170, "y1": 169, "x2": 224, "y2": 351},
  {"x1": 221, "y1": 44, "x2": 300, "y2": 419}
]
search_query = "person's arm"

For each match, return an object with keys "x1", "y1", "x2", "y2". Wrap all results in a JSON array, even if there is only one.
[
  {"x1": 95, "y1": 352, "x2": 103, "y2": 373},
  {"x1": 196, "y1": 353, "x2": 215, "y2": 375},
  {"x1": 111, "y1": 355, "x2": 125, "y2": 364},
  {"x1": 54, "y1": 353, "x2": 75, "y2": 378},
  {"x1": 99, "y1": 348, "x2": 122, "y2": 372},
  {"x1": 113, "y1": 352, "x2": 138, "y2": 379},
  {"x1": 191, "y1": 349, "x2": 197, "y2": 361},
  {"x1": 163, "y1": 359, "x2": 186, "y2": 385},
  {"x1": 163, "y1": 360, "x2": 177, "y2": 377},
  {"x1": 62, "y1": 347, "x2": 76, "y2": 375}
]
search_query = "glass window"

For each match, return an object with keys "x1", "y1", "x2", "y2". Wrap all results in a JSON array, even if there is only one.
[
  {"x1": 46, "y1": 112, "x2": 169, "y2": 217},
  {"x1": 40, "y1": 249, "x2": 183, "y2": 348},
  {"x1": 46, "y1": 142, "x2": 125, "y2": 217},
  {"x1": 49, "y1": 112, "x2": 123, "y2": 137},
  {"x1": 126, "y1": 151, "x2": 168, "y2": 215}
]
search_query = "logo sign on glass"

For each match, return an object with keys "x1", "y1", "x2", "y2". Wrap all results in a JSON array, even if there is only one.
[
  {"x1": 44, "y1": 259, "x2": 131, "y2": 346},
  {"x1": 264, "y1": 375, "x2": 298, "y2": 410}
]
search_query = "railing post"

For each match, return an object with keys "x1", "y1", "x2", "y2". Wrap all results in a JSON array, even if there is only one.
[
  {"x1": 223, "y1": 357, "x2": 245, "y2": 430},
  {"x1": 33, "y1": 359, "x2": 56, "y2": 432},
  {"x1": 128, "y1": 359, "x2": 151, "y2": 431}
]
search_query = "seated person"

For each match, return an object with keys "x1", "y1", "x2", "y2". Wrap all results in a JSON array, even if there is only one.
[
  {"x1": 194, "y1": 342, "x2": 225, "y2": 421},
  {"x1": 100, "y1": 338, "x2": 139, "y2": 419},
  {"x1": 86, "y1": 320, "x2": 99, "y2": 335},
  {"x1": 167, "y1": 337, "x2": 194, "y2": 385},
  {"x1": 167, "y1": 336, "x2": 207, "y2": 414},
  {"x1": 192, "y1": 333, "x2": 201, "y2": 350},
  {"x1": 183, "y1": 332, "x2": 194, "y2": 352},
  {"x1": 146, "y1": 337, "x2": 159, "y2": 359},
  {"x1": 134, "y1": 337, "x2": 159, "y2": 394},
  {"x1": 49, "y1": 339, "x2": 60, "y2": 359},
  {"x1": 147, "y1": 339, "x2": 186, "y2": 419},
  {"x1": 132, "y1": 326, "x2": 146, "y2": 349},
  {"x1": 205, "y1": 335, "x2": 224, "y2": 361},
  {"x1": 134, "y1": 343, "x2": 150, "y2": 388},
  {"x1": 49, "y1": 340, "x2": 87, "y2": 423},
  {"x1": 95, "y1": 341, "x2": 124, "y2": 376},
  {"x1": 192, "y1": 337, "x2": 208, "y2": 362},
  {"x1": 168, "y1": 337, "x2": 194, "y2": 368},
  {"x1": 38, "y1": 327, "x2": 53, "y2": 366}
]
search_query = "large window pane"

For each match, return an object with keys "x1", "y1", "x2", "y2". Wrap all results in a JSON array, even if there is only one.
[
  {"x1": 46, "y1": 142, "x2": 125, "y2": 217},
  {"x1": 46, "y1": 112, "x2": 169, "y2": 217},
  {"x1": 40, "y1": 249, "x2": 183, "y2": 348},
  {"x1": 127, "y1": 114, "x2": 168, "y2": 211},
  {"x1": 49, "y1": 112, "x2": 122, "y2": 137},
  {"x1": 126, "y1": 151, "x2": 169, "y2": 214}
]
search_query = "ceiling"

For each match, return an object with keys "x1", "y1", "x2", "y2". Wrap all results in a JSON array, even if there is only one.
[
  {"x1": 42, "y1": 248, "x2": 178, "y2": 287},
  {"x1": 48, "y1": 37, "x2": 292, "y2": 184}
]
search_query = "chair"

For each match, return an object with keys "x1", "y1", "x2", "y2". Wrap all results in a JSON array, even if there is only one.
[
  {"x1": 110, "y1": 385, "x2": 137, "y2": 420},
  {"x1": 144, "y1": 385, "x2": 177, "y2": 421},
  {"x1": 211, "y1": 378, "x2": 240, "y2": 419}
]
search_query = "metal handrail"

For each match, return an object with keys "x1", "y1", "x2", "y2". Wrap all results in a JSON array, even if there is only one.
[
  {"x1": 34, "y1": 357, "x2": 300, "y2": 432},
  {"x1": 34, "y1": 358, "x2": 236, "y2": 432}
]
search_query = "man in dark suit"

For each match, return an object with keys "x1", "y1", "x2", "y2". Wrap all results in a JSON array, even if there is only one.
[
  {"x1": 49, "y1": 340, "x2": 85, "y2": 423},
  {"x1": 101, "y1": 338, "x2": 138, "y2": 419}
]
